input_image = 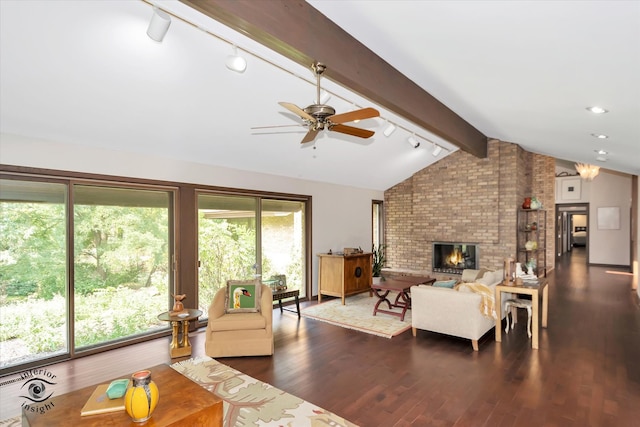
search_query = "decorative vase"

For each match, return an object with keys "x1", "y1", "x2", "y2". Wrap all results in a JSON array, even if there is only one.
[
  {"x1": 530, "y1": 197, "x2": 541, "y2": 210},
  {"x1": 522, "y1": 197, "x2": 531, "y2": 209},
  {"x1": 124, "y1": 370, "x2": 159, "y2": 423}
]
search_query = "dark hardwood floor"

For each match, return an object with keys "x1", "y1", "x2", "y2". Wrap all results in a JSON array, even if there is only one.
[{"x1": 2, "y1": 248, "x2": 639, "y2": 426}]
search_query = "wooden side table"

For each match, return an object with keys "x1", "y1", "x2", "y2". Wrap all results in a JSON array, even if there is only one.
[
  {"x1": 157, "y1": 309, "x2": 202, "y2": 358},
  {"x1": 495, "y1": 279, "x2": 548, "y2": 349},
  {"x1": 272, "y1": 289, "x2": 300, "y2": 317}
]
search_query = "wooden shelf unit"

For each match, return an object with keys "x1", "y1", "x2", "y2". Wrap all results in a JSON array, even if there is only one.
[{"x1": 317, "y1": 252, "x2": 372, "y2": 305}]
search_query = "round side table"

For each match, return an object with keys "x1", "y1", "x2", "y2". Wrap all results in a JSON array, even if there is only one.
[{"x1": 157, "y1": 308, "x2": 202, "y2": 358}]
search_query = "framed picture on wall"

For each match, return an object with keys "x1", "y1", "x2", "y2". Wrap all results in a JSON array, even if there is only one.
[
  {"x1": 560, "y1": 178, "x2": 581, "y2": 201},
  {"x1": 597, "y1": 206, "x2": 620, "y2": 230}
]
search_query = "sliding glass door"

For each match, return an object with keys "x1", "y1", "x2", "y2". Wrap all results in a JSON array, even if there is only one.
[
  {"x1": 261, "y1": 199, "x2": 306, "y2": 298},
  {"x1": 197, "y1": 193, "x2": 307, "y2": 314},
  {"x1": 0, "y1": 179, "x2": 68, "y2": 368},
  {"x1": 72, "y1": 185, "x2": 171, "y2": 350},
  {"x1": 197, "y1": 194, "x2": 258, "y2": 314},
  {"x1": 0, "y1": 178, "x2": 173, "y2": 371}
]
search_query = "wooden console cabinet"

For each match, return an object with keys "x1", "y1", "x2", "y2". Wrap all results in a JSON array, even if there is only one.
[{"x1": 318, "y1": 253, "x2": 372, "y2": 304}]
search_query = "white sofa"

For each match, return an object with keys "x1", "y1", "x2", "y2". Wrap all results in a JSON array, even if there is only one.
[{"x1": 411, "y1": 269, "x2": 507, "y2": 351}]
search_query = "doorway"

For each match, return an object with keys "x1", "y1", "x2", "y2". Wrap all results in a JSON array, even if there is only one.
[{"x1": 556, "y1": 203, "x2": 589, "y2": 260}]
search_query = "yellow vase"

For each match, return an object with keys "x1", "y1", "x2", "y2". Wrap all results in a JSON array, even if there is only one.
[{"x1": 124, "y1": 370, "x2": 159, "y2": 422}]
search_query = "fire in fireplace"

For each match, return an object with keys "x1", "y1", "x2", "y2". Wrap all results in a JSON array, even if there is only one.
[{"x1": 432, "y1": 242, "x2": 479, "y2": 274}]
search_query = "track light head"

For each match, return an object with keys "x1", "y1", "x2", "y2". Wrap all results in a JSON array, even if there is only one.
[
  {"x1": 407, "y1": 136, "x2": 420, "y2": 149},
  {"x1": 226, "y1": 46, "x2": 247, "y2": 73},
  {"x1": 383, "y1": 123, "x2": 396, "y2": 137},
  {"x1": 147, "y1": 7, "x2": 171, "y2": 42}
]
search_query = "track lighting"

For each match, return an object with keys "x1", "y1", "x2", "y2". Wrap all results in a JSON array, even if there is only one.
[
  {"x1": 383, "y1": 123, "x2": 396, "y2": 137},
  {"x1": 432, "y1": 144, "x2": 442, "y2": 156},
  {"x1": 226, "y1": 46, "x2": 247, "y2": 73},
  {"x1": 147, "y1": 7, "x2": 171, "y2": 43},
  {"x1": 407, "y1": 135, "x2": 420, "y2": 149}
]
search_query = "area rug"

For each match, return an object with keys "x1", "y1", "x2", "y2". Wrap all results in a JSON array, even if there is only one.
[
  {"x1": 171, "y1": 356, "x2": 358, "y2": 427},
  {"x1": 301, "y1": 292, "x2": 411, "y2": 338}
]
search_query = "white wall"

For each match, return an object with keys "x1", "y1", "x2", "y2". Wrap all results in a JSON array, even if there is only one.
[
  {"x1": 0, "y1": 133, "x2": 384, "y2": 295},
  {"x1": 589, "y1": 170, "x2": 632, "y2": 266}
]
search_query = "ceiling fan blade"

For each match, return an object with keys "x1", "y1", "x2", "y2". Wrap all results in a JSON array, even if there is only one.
[
  {"x1": 279, "y1": 102, "x2": 316, "y2": 122},
  {"x1": 331, "y1": 124, "x2": 375, "y2": 139},
  {"x1": 300, "y1": 129, "x2": 319, "y2": 144},
  {"x1": 329, "y1": 107, "x2": 380, "y2": 124}
]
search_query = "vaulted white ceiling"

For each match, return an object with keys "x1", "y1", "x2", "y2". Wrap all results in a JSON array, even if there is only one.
[{"x1": 1, "y1": 1, "x2": 638, "y2": 191}]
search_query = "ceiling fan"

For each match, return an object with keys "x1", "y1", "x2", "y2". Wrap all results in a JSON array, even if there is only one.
[{"x1": 265, "y1": 63, "x2": 380, "y2": 144}]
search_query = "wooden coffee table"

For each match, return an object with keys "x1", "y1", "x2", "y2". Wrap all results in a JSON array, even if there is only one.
[
  {"x1": 371, "y1": 276, "x2": 436, "y2": 321},
  {"x1": 22, "y1": 364, "x2": 222, "y2": 426}
]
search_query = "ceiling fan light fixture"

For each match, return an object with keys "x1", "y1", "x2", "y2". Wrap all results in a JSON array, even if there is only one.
[
  {"x1": 147, "y1": 7, "x2": 171, "y2": 43},
  {"x1": 432, "y1": 144, "x2": 442, "y2": 156},
  {"x1": 226, "y1": 46, "x2": 247, "y2": 73},
  {"x1": 383, "y1": 123, "x2": 396, "y2": 137},
  {"x1": 407, "y1": 135, "x2": 420, "y2": 149},
  {"x1": 575, "y1": 163, "x2": 600, "y2": 180}
]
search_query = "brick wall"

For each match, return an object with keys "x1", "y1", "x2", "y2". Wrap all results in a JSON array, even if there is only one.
[{"x1": 384, "y1": 140, "x2": 555, "y2": 274}]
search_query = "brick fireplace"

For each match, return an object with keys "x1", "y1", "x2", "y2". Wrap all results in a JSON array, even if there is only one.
[{"x1": 384, "y1": 140, "x2": 555, "y2": 274}]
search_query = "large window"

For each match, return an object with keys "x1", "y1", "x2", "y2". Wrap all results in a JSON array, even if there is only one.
[
  {"x1": 72, "y1": 185, "x2": 171, "y2": 350},
  {"x1": 261, "y1": 199, "x2": 306, "y2": 298},
  {"x1": 197, "y1": 194, "x2": 307, "y2": 314},
  {"x1": 373, "y1": 200, "x2": 384, "y2": 249},
  {"x1": 0, "y1": 179, "x2": 68, "y2": 369},
  {"x1": 197, "y1": 194, "x2": 258, "y2": 313},
  {"x1": 0, "y1": 178, "x2": 173, "y2": 372},
  {"x1": 1, "y1": 167, "x2": 310, "y2": 374}
]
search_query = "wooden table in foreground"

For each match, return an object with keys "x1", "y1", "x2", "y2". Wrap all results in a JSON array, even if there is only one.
[
  {"x1": 371, "y1": 276, "x2": 436, "y2": 321},
  {"x1": 495, "y1": 278, "x2": 549, "y2": 349},
  {"x1": 22, "y1": 364, "x2": 223, "y2": 427}
]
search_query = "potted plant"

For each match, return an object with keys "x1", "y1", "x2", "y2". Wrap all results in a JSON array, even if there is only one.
[{"x1": 372, "y1": 244, "x2": 386, "y2": 283}]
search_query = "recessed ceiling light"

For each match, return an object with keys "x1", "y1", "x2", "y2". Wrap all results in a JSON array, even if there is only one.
[
  {"x1": 595, "y1": 149, "x2": 608, "y2": 155},
  {"x1": 591, "y1": 133, "x2": 608, "y2": 139},
  {"x1": 586, "y1": 106, "x2": 608, "y2": 114}
]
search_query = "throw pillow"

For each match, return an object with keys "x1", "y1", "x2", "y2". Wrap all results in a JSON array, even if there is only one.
[
  {"x1": 433, "y1": 279, "x2": 457, "y2": 289},
  {"x1": 224, "y1": 279, "x2": 262, "y2": 314}
]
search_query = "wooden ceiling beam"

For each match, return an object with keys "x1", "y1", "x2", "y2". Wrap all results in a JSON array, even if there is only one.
[{"x1": 181, "y1": 0, "x2": 487, "y2": 158}]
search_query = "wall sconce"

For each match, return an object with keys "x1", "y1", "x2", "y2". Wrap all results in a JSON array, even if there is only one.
[
  {"x1": 432, "y1": 144, "x2": 442, "y2": 156},
  {"x1": 147, "y1": 7, "x2": 172, "y2": 42},
  {"x1": 383, "y1": 123, "x2": 396, "y2": 137},
  {"x1": 407, "y1": 135, "x2": 420, "y2": 149},
  {"x1": 226, "y1": 46, "x2": 247, "y2": 73},
  {"x1": 575, "y1": 163, "x2": 600, "y2": 180}
]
